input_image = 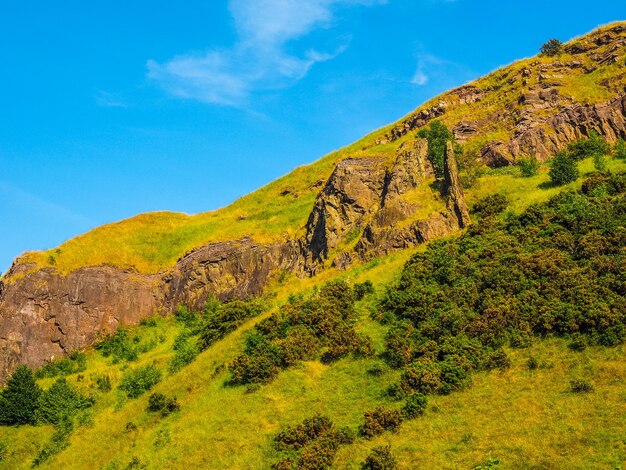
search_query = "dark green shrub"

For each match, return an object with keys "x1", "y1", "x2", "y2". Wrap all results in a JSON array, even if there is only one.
[
  {"x1": 354, "y1": 280, "x2": 375, "y2": 300},
  {"x1": 36, "y1": 378, "x2": 93, "y2": 425},
  {"x1": 274, "y1": 415, "x2": 334, "y2": 451},
  {"x1": 518, "y1": 156, "x2": 540, "y2": 177},
  {"x1": 549, "y1": 152, "x2": 579, "y2": 186},
  {"x1": 402, "y1": 392, "x2": 427, "y2": 419},
  {"x1": 0, "y1": 365, "x2": 41, "y2": 425},
  {"x1": 198, "y1": 299, "x2": 265, "y2": 350},
  {"x1": 527, "y1": 357, "x2": 539, "y2": 370},
  {"x1": 484, "y1": 349, "x2": 511, "y2": 370},
  {"x1": 118, "y1": 365, "x2": 161, "y2": 399},
  {"x1": 96, "y1": 329, "x2": 138, "y2": 363},
  {"x1": 540, "y1": 38, "x2": 562, "y2": 56},
  {"x1": 169, "y1": 337, "x2": 199, "y2": 372},
  {"x1": 362, "y1": 445, "x2": 397, "y2": 470},
  {"x1": 294, "y1": 437, "x2": 339, "y2": 470},
  {"x1": 472, "y1": 194, "x2": 509, "y2": 218},
  {"x1": 567, "y1": 131, "x2": 610, "y2": 161},
  {"x1": 417, "y1": 121, "x2": 454, "y2": 179},
  {"x1": 95, "y1": 375, "x2": 112, "y2": 393},
  {"x1": 568, "y1": 334, "x2": 587, "y2": 352},
  {"x1": 614, "y1": 139, "x2": 626, "y2": 159},
  {"x1": 146, "y1": 393, "x2": 179, "y2": 416},
  {"x1": 570, "y1": 379, "x2": 593, "y2": 393},
  {"x1": 398, "y1": 360, "x2": 442, "y2": 395},
  {"x1": 360, "y1": 406, "x2": 403, "y2": 438}
]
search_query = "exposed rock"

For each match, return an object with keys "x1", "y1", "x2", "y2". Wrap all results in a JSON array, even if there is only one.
[
  {"x1": 382, "y1": 138, "x2": 431, "y2": 202},
  {"x1": 0, "y1": 264, "x2": 160, "y2": 383},
  {"x1": 443, "y1": 142, "x2": 472, "y2": 228},
  {"x1": 303, "y1": 158, "x2": 387, "y2": 263}
]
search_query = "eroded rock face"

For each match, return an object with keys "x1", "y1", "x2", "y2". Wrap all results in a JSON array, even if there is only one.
[
  {"x1": 304, "y1": 157, "x2": 388, "y2": 263},
  {"x1": 0, "y1": 263, "x2": 160, "y2": 381}
]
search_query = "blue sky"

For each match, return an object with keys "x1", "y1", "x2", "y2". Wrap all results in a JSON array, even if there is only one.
[{"x1": 0, "y1": 1, "x2": 624, "y2": 273}]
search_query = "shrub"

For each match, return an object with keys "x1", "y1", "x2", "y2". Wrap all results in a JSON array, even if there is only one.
[
  {"x1": 593, "y1": 153, "x2": 607, "y2": 172},
  {"x1": 294, "y1": 437, "x2": 339, "y2": 470},
  {"x1": 402, "y1": 392, "x2": 427, "y2": 419},
  {"x1": 527, "y1": 356, "x2": 539, "y2": 370},
  {"x1": 32, "y1": 416, "x2": 73, "y2": 466},
  {"x1": 146, "y1": 393, "x2": 180, "y2": 417},
  {"x1": 567, "y1": 131, "x2": 610, "y2": 161},
  {"x1": 614, "y1": 139, "x2": 626, "y2": 159},
  {"x1": 417, "y1": 121, "x2": 454, "y2": 179},
  {"x1": 36, "y1": 378, "x2": 93, "y2": 425},
  {"x1": 549, "y1": 152, "x2": 579, "y2": 186},
  {"x1": 96, "y1": 329, "x2": 138, "y2": 363},
  {"x1": 570, "y1": 379, "x2": 593, "y2": 393},
  {"x1": 354, "y1": 280, "x2": 375, "y2": 300},
  {"x1": 518, "y1": 156, "x2": 539, "y2": 177},
  {"x1": 362, "y1": 445, "x2": 397, "y2": 470},
  {"x1": 118, "y1": 365, "x2": 161, "y2": 399},
  {"x1": 567, "y1": 334, "x2": 587, "y2": 352},
  {"x1": 95, "y1": 375, "x2": 112, "y2": 393},
  {"x1": 274, "y1": 415, "x2": 334, "y2": 451},
  {"x1": 540, "y1": 38, "x2": 562, "y2": 56},
  {"x1": 0, "y1": 365, "x2": 41, "y2": 425},
  {"x1": 169, "y1": 337, "x2": 199, "y2": 372},
  {"x1": 360, "y1": 406, "x2": 403, "y2": 438},
  {"x1": 472, "y1": 194, "x2": 509, "y2": 218}
]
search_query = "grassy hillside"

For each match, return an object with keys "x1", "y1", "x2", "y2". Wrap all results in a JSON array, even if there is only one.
[
  {"x1": 13, "y1": 22, "x2": 626, "y2": 276},
  {"x1": 3, "y1": 166, "x2": 626, "y2": 469}
]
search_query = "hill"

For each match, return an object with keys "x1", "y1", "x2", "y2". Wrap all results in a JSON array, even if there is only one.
[{"x1": 1, "y1": 21, "x2": 626, "y2": 470}]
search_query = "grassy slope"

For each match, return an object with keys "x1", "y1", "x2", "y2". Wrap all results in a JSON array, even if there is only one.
[
  {"x1": 13, "y1": 22, "x2": 626, "y2": 275},
  {"x1": 2, "y1": 236, "x2": 626, "y2": 469}
]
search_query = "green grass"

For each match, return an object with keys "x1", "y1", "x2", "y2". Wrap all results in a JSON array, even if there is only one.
[{"x1": 2, "y1": 243, "x2": 626, "y2": 469}]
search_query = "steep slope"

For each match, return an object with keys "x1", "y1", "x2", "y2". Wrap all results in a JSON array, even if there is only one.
[{"x1": 1, "y1": 22, "x2": 626, "y2": 383}]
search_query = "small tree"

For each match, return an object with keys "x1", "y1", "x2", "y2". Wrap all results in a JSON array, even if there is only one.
[
  {"x1": 549, "y1": 152, "x2": 579, "y2": 186},
  {"x1": 362, "y1": 445, "x2": 397, "y2": 470},
  {"x1": 519, "y1": 156, "x2": 539, "y2": 177},
  {"x1": 0, "y1": 366, "x2": 41, "y2": 425},
  {"x1": 568, "y1": 130, "x2": 610, "y2": 161},
  {"x1": 417, "y1": 121, "x2": 454, "y2": 179},
  {"x1": 614, "y1": 139, "x2": 626, "y2": 159},
  {"x1": 540, "y1": 38, "x2": 563, "y2": 57}
]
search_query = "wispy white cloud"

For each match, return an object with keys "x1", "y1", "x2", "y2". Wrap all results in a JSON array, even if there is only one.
[
  {"x1": 95, "y1": 90, "x2": 128, "y2": 108},
  {"x1": 411, "y1": 53, "x2": 474, "y2": 88},
  {"x1": 147, "y1": 0, "x2": 386, "y2": 106}
]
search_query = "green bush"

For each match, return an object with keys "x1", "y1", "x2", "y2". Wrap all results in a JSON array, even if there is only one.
[
  {"x1": 570, "y1": 379, "x2": 593, "y2": 393},
  {"x1": 274, "y1": 415, "x2": 334, "y2": 451},
  {"x1": 614, "y1": 139, "x2": 626, "y2": 159},
  {"x1": 518, "y1": 156, "x2": 539, "y2": 177},
  {"x1": 118, "y1": 365, "x2": 161, "y2": 399},
  {"x1": 549, "y1": 152, "x2": 579, "y2": 186},
  {"x1": 353, "y1": 280, "x2": 375, "y2": 300},
  {"x1": 96, "y1": 329, "x2": 138, "y2": 363},
  {"x1": 360, "y1": 406, "x2": 403, "y2": 438},
  {"x1": 472, "y1": 194, "x2": 509, "y2": 218},
  {"x1": 567, "y1": 131, "x2": 610, "y2": 161},
  {"x1": 36, "y1": 378, "x2": 93, "y2": 425},
  {"x1": 362, "y1": 445, "x2": 397, "y2": 470},
  {"x1": 95, "y1": 375, "x2": 112, "y2": 393},
  {"x1": 417, "y1": 121, "x2": 454, "y2": 179},
  {"x1": 540, "y1": 38, "x2": 562, "y2": 56},
  {"x1": 0, "y1": 365, "x2": 41, "y2": 425},
  {"x1": 146, "y1": 393, "x2": 180, "y2": 417},
  {"x1": 402, "y1": 392, "x2": 427, "y2": 419}
]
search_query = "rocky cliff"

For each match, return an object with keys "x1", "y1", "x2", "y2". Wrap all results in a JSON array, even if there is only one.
[{"x1": 2, "y1": 22, "x2": 626, "y2": 383}]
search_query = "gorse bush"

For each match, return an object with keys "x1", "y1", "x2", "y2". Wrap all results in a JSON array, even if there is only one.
[
  {"x1": 362, "y1": 445, "x2": 397, "y2": 470},
  {"x1": 229, "y1": 280, "x2": 372, "y2": 386},
  {"x1": 567, "y1": 131, "x2": 610, "y2": 161},
  {"x1": 615, "y1": 139, "x2": 626, "y2": 159},
  {"x1": 353, "y1": 280, "x2": 375, "y2": 300},
  {"x1": 272, "y1": 415, "x2": 354, "y2": 469},
  {"x1": 360, "y1": 406, "x2": 403, "y2": 438},
  {"x1": 379, "y1": 171, "x2": 626, "y2": 411},
  {"x1": 118, "y1": 365, "x2": 161, "y2": 399},
  {"x1": 146, "y1": 393, "x2": 180, "y2": 417},
  {"x1": 472, "y1": 194, "x2": 509, "y2": 218}
]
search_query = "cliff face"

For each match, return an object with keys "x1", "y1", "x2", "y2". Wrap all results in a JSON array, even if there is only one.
[
  {"x1": 2, "y1": 23, "x2": 626, "y2": 383},
  {"x1": 0, "y1": 136, "x2": 469, "y2": 382}
]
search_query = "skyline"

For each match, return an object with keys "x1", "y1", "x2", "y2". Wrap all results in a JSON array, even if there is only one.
[{"x1": 1, "y1": 1, "x2": 624, "y2": 273}]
